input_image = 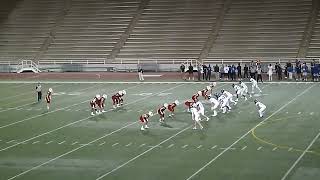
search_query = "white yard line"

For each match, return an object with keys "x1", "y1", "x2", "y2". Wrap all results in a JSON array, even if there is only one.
[
  {"x1": 95, "y1": 126, "x2": 191, "y2": 180},
  {"x1": 185, "y1": 84, "x2": 315, "y2": 180},
  {"x1": 280, "y1": 130, "x2": 320, "y2": 180},
  {"x1": 0, "y1": 84, "x2": 139, "y2": 129}
]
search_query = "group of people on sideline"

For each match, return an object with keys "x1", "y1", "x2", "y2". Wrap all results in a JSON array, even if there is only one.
[{"x1": 180, "y1": 59, "x2": 319, "y2": 82}]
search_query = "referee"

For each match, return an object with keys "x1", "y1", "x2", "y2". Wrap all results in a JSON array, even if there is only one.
[{"x1": 36, "y1": 82, "x2": 42, "y2": 102}]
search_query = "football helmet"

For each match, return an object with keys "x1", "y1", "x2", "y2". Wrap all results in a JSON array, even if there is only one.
[
  {"x1": 174, "y1": 100, "x2": 180, "y2": 105},
  {"x1": 163, "y1": 103, "x2": 168, "y2": 108},
  {"x1": 122, "y1": 90, "x2": 126, "y2": 95},
  {"x1": 48, "y1": 88, "x2": 53, "y2": 93},
  {"x1": 102, "y1": 94, "x2": 107, "y2": 99},
  {"x1": 197, "y1": 91, "x2": 202, "y2": 95},
  {"x1": 148, "y1": 111, "x2": 153, "y2": 116},
  {"x1": 206, "y1": 86, "x2": 211, "y2": 90},
  {"x1": 96, "y1": 94, "x2": 101, "y2": 99}
]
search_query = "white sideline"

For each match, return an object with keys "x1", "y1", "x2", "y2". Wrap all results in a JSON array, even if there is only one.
[
  {"x1": 5, "y1": 84, "x2": 185, "y2": 180},
  {"x1": 95, "y1": 126, "x2": 191, "y2": 180},
  {"x1": 185, "y1": 84, "x2": 315, "y2": 180},
  {"x1": 0, "y1": 84, "x2": 139, "y2": 129},
  {"x1": 280, "y1": 130, "x2": 320, "y2": 180},
  {"x1": 0, "y1": 81, "x2": 318, "y2": 84}
]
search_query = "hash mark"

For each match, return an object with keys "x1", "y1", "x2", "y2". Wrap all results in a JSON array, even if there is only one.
[
  {"x1": 139, "y1": 143, "x2": 146, "y2": 148},
  {"x1": 182, "y1": 145, "x2": 188, "y2": 148},
  {"x1": 71, "y1": 141, "x2": 78, "y2": 145},
  {"x1": 288, "y1": 148, "x2": 293, "y2": 152},
  {"x1": 272, "y1": 147, "x2": 278, "y2": 151},
  {"x1": 32, "y1": 141, "x2": 40, "y2": 144},
  {"x1": 211, "y1": 145, "x2": 217, "y2": 149},
  {"x1": 241, "y1": 146, "x2": 247, "y2": 150},
  {"x1": 125, "y1": 143, "x2": 132, "y2": 147},
  {"x1": 99, "y1": 142, "x2": 106, "y2": 146},
  {"x1": 167, "y1": 144, "x2": 174, "y2": 148},
  {"x1": 257, "y1": 146, "x2": 262, "y2": 151},
  {"x1": 58, "y1": 141, "x2": 66, "y2": 145},
  {"x1": 197, "y1": 145, "x2": 202, "y2": 149},
  {"x1": 112, "y1": 143, "x2": 119, "y2": 147},
  {"x1": 6, "y1": 140, "x2": 15, "y2": 144}
]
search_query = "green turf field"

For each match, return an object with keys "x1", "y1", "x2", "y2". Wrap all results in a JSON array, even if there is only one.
[{"x1": 0, "y1": 82, "x2": 319, "y2": 180}]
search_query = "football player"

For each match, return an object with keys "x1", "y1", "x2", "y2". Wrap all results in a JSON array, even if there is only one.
[
  {"x1": 158, "y1": 103, "x2": 168, "y2": 123},
  {"x1": 190, "y1": 104, "x2": 203, "y2": 130},
  {"x1": 98, "y1": 94, "x2": 107, "y2": 113},
  {"x1": 254, "y1": 99, "x2": 266, "y2": 118},
  {"x1": 118, "y1": 90, "x2": 126, "y2": 106},
  {"x1": 45, "y1": 88, "x2": 53, "y2": 110},
  {"x1": 200, "y1": 86, "x2": 211, "y2": 99},
  {"x1": 195, "y1": 100, "x2": 209, "y2": 121},
  {"x1": 250, "y1": 78, "x2": 262, "y2": 94},
  {"x1": 89, "y1": 95, "x2": 99, "y2": 116},
  {"x1": 232, "y1": 83, "x2": 246, "y2": 101},
  {"x1": 168, "y1": 100, "x2": 179, "y2": 117},
  {"x1": 192, "y1": 91, "x2": 200, "y2": 102},
  {"x1": 184, "y1": 100, "x2": 194, "y2": 113},
  {"x1": 208, "y1": 94, "x2": 219, "y2": 117},
  {"x1": 139, "y1": 111, "x2": 153, "y2": 131},
  {"x1": 239, "y1": 80, "x2": 251, "y2": 98},
  {"x1": 221, "y1": 89, "x2": 237, "y2": 105},
  {"x1": 111, "y1": 91, "x2": 121, "y2": 108},
  {"x1": 218, "y1": 94, "x2": 230, "y2": 113}
]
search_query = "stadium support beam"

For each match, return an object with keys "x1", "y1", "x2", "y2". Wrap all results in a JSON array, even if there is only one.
[
  {"x1": 108, "y1": 0, "x2": 150, "y2": 61},
  {"x1": 33, "y1": 0, "x2": 72, "y2": 62},
  {"x1": 197, "y1": 0, "x2": 232, "y2": 63},
  {"x1": 297, "y1": 0, "x2": 320, "y2": 58}
]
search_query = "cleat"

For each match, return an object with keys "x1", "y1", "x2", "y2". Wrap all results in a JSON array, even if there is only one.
[
  {"x1": 206, "y1": 117, "x2": 210, "y2": 121},
  {"x1": 140, "y1": 127, "x2": 145, "y2": 131},
  {"x1": 91, "y1": 112, "x2": 95, "y2": 116},
  {"x1": 193, "y1": 127, "x2": 197, "y2": 130},
  {"x1": 145, "y1": 125, "x2": 149, "y2": 129}
]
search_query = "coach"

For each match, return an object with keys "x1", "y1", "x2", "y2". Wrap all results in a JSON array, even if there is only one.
[{"x1": 35, "y1": 82, "x2": 42, "y2": 102}]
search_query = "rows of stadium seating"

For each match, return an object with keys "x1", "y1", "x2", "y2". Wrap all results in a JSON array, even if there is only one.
[
  {"x1": 41, "y1": 0, "x2": 140, "y2": 61},
  {"x1": 205, "y1": 0, "x2": 312, "y2": 60},
  {"x1": 116, "y1": 0, "x2": 224, "y2": 60},
  {"x1": 0, "y1": 0, "x2": 65, "y2": 61},
  {"x1": 0, "y1": 0, "x2": 319, "y2": 64},
  {"x1": 307, "y1": 13, "x2": 320, "y2": 57}
]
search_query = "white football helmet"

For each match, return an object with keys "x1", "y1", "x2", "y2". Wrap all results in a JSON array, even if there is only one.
[
  {"x1": 163, "y1": 103, "x2": 168, "y2": 108},
  {"x1": 96, "y1": 94, "x2": 101, "y2": 99},
  {"x1": 174, "y1": 100, "x2": 180, "y2": 105},
  {"x1": 122, "y1": 90, "x2": 126, "y2": 95},
  {"x1": 250, "y1": 78, "x2": 254, "y2": 82},
  {"x1": 48, "y1": 88, "x2": 53, "y2": 93},
  {"x1": 206, "y1": 86, "x2": 211, "y2": 90},
  {"x1": 148, "y1": 111, "x2": 153, "y2": 116},
  {"x1": 198, "y1": 91, "x2": 202, "y2": 95},
  {"x1": 211, "y1": 82, "x2": 217, "y2": 87},
  {"x1": 102, "y1": 94, "x2": 107, "y2": 99},
  {"x1": 118, "y1": 91, "x2": 123, "y2": 95}
]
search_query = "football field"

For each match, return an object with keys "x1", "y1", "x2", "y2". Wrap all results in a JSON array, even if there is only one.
[{"x1": 0, "y1": 81, "x2": 319, "y2": 180}]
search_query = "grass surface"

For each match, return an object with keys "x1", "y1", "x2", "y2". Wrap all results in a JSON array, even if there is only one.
[{"x1": 0, "y1": 82, "x2": 319, "y2": 180}]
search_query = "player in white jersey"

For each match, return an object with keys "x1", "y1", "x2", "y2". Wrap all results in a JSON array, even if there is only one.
[
  {"x1": 195, "y1": 101, "x2": 210, "y2": 121},
  {"x1": 254, "y1": 99, "x2": 266, "y2": 118},
  {"x1": 221, "y1": 89, "x2": 237, "y2": 105},
  {"x1": 208, "y1": 94, "x2": 219, "y2": 117},
  {"x1": 232, "y1": 83, "x2": 243, "y2": 101},
  {"x1": 190, "y1": 104, "x2": 203, "y2": 130},
  {"x1": 239, "y1": 81, "x2": 251, "y2": 98},
  {"x1": 250, "y1": 78, "x2": 262, "y2": 94},
  {"x1": 218, "y1": 94, "x2": 230, "y2": 113}
]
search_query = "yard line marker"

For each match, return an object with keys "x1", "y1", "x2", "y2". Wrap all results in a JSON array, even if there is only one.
[
  {"x1": 71, "y1": 141, "x2": 78, "y2": 145},
  {"x1": 95, "y1": 126, "x2": 191, "y2": 180},
  {"x1": 182, "y1": 145, "x2": 188, "y2": 149},
  {"x1": 139, "y1": 143, "x2": 146, "y2": 148},
  {"x1": 58, "y1": 141, "x2": 66, "y2": 145},
  {"x1": 125, "y1": 143, "x2": 132, "y2": 147},
  {"x1": 45, "y1": 141, "x2": 53, "y2": 145},
  {"x1": 272, "y1": 147, "x2": 278, "y2": 151},
  {"x1": 211, "y1": 145, "x2": 217, "y2": 149},
  {"x1": 197, "y1": 145, "x2": 202, "y2": 149},
  {"x1": 241, "y1": 146, "x2": 247, "y2": 151},
  {"x1": 185, "y1": 84, "x2": 315, "y2": 180},
  {"x1": 6, "y1": 140, "x2": 15, "y2": 144},
  {"x1": 167, "y1": 144, "x2": 174, "y2": 148},
  {"x1": 32, "y1": 141, "x2": 40, "y2": 144},
  {"x1": 257, "y1": 146, "x2": 262, "y2": 151},
  {"x1": 112, "y1": 143, "x2": 119, "y2": 147},
  {"x1": 288, "y1": 147, "x2": 293, "y2": 152},
  {"x1": 281, "y1": 131, "x2": 320, "y2": 180},
  {"x1": 99, "y1": 142, "x2": 106, "y2": 146}
]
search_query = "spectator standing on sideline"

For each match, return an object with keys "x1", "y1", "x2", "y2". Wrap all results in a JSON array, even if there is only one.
[
  {"x1": 202, "y1": 64, "x2": 207, "y2": 80},
  {"x1": 188, "y1": 63, "x2": 194, "y2": 81},
  {"x1": 180, "y1": 63, "x2": 185, "y2": 80},
  {"x1": 207, "y1": 64, "x2": 212, "y2": 81},
  {"x1": 296, "y1": 61, "x2": 302, "y2": 81},
  {"x1": 268, "y1": 64, "x2": 273, "y2": 81},
  {"x1": 214, "y1": 64, "x2": 219, "y2": 80},
  {"x1": 302, "y1": 62, "x2": 308, "y2": 81},
  {"x1": 138, "y1": 66, "x2": 144, "y2": 81},
  {"x1": 36, "y1": 82, "x2": 42, "y2": 102},
  {"x1": 257, "y1": 66, "x2": 263, "y2": 82},
  {"x1": 197, "y1": 64, "x2": 202, "y2": 81},
  {"x1": 244, "y1": 64, "x2": 249, "y2": 79},
  {"x1": 231, "y1": 64, "x2": 236, "y2": 81},
  {"x1": 250, "y1": 64, "x2": 256, "y2": 79},
  {"x1": 288, "y1": 65, "x2": 293, "y2": 80},
  {"x1": 224, "y1": 65, "x2": 229, "y2": 80},
  {"x1": 237, "y1": 63, "x2": 242, "y2": 80},
  {"x1": 276, "y1": 63, "x2": 282, "y2": 80},
  {"x1": 220, "y1": 64, "x2": 224, "y2": 79}
]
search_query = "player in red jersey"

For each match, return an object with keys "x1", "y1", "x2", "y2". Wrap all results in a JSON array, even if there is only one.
[
  {"x1": 89, "y1": 95, "x2": 98, "y2": 116},
  {"x1": 158, "y1": 103, "x2": 168, "y2": 123},
  {"x1": 45, "y1": 88, "x2": 53, "y2": 110},
  {"x1": 111, "y1": 91, "x2": 121, "y2": 108},
  {"x1": 200, "y1": 86, "x2": 211, "y2": 99},
  {"x1": 168, "y1": 100, "x2": 180, "y2": 117},
  {"x1": 192, "y1": 91, "x2": 201, "y2": 102},
  {"x1": 98, "y1": 94, "x2": 107, "y2": 113},
  {"x1": 184, "y1": 100, "x2": 194, "y2": 113},
  {"x1": 139, "y1": 111, "x2": 153, "y2": 131}
]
